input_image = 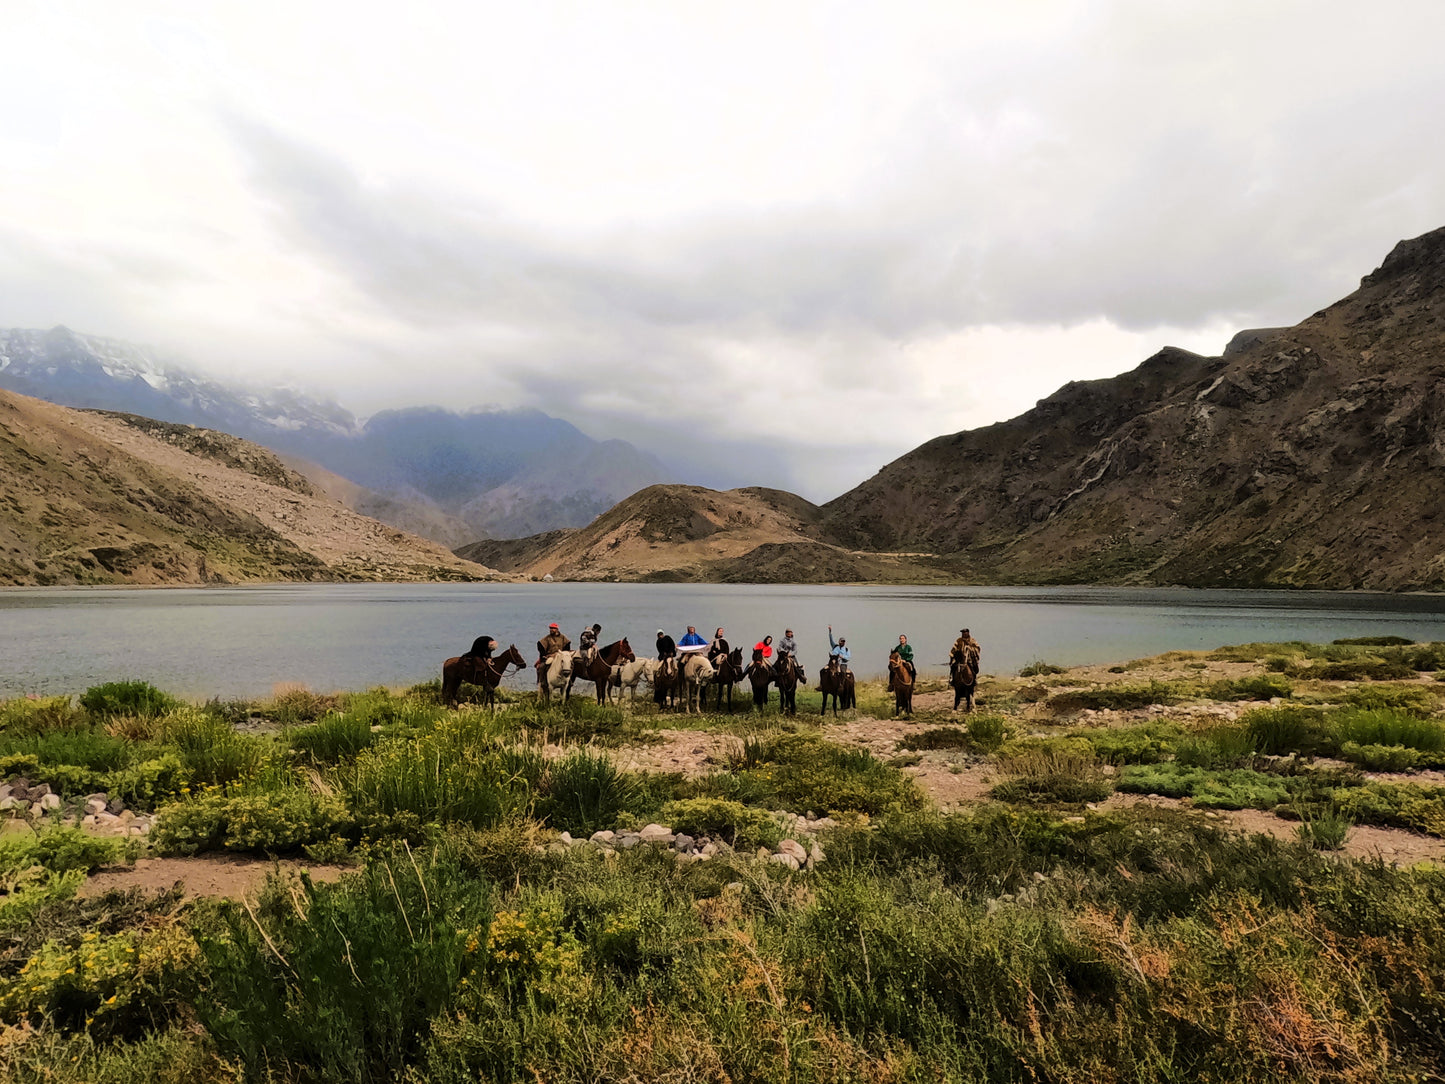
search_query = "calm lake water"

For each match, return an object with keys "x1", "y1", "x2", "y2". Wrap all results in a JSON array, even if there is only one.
[{"x1": 4, "y1": 583, "x2": 1445, "y2": 700}]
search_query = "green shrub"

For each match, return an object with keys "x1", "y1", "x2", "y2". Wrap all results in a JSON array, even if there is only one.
[
  {"x1": 1339, "y1": 741, "x2": 1420, "y2": 772},
  {"x1": 152, "y1": 788, "x2": 351, "y2": 856},
  {"x1": 199, "y1": 848, "x2": 490, "y2": 1083},
  {"x1": 541, "y1": 747, "x2": 638, "y2": 836},
  {"x1": 1206, "y1": 674, "x2": 1293, "y2": 701},
  {"x1": 991, "y1": 749, "x2": 1112, "y2": 805},
  {"x1": 1115, "y1": 763, "x2": 1293, "y2": 810},
  {"x1": 657, "y1": 797, "x2": 782, "y2": 849},
  {"x1": 1173, "y1": 724, "x2": 1258, "y2": 768},
  {"x1": 1307, "y1": 658, "x2": 1417, "y2": 681},
  {"x1": 899, "y1": 726, "x2": 972, "y2": 751},
  {"x1": 1295, "y1": 809, "x2": 1353, "y2": 850},
  {"x1": 1334, "y1": 782, "x2": 1445, "y2": 837},
  {"x1": 0, "y1": 696, "x2": 82, "y2": 736},
  {"x1": 1046, "y1": 681, "x2": 1181, "y2": 713},
  {"x1": 1077, "y1": 722, "x2": 1182, "y2": 764},
  {"x1": 1332, "y1": 708, "x2": 1445, "y2": 753},
  {"x1": 291, "y1": 713, "x2": 376, "y2": 765},
  {"x1": 0, "y1": 727, "x2": 133, "y2": 772},
  {"x1": 967, "y1": 713, "x2": 1013, "y2": 752},
  {"x1": 1018, "y1": 661, "x2": 1066, "y2": 677},
  {"x1": 1241, "y1": 705, "x2": 1330, "y2": 756},
  {"x1": 1380, "y1": 642, "x2": 1445, "y2": 671},
  {"x1": 1333, "y1": 635, "x2": 1414, "y2": 647},
  {"x1": 159, "y1": 708, "x2": 266, "y2": 787},
  {"x1": 79, "y1": 681, "x2": 178, "y2": 719}
]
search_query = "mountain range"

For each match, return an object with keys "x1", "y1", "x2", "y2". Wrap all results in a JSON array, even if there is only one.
[
  {"x1": 466, "y1": 226, "x2": 1445, "y2": 591},
  {"x1": 0, "y1": 327, "x2": 672, "y2": 544}
]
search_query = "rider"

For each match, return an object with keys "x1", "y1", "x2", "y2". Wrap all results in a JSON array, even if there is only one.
[
  {"x1": 950, "y1": 627, "x2": 981, "y2": 681},
  {"x1": 536, "y1": 622, "x2": 571, "y2": 680},
  {"x1": 656, "y1": 628, "x2": 677, "y2": 661},
  {"x1": 753, "y1": 634, "x2": 773, "y2": 662},
  {"x1": 463, "y1": 636, "x2": 496, "y2": 662},
  {"x1": 708, "y1": 627, "x2": 730, "y2": 667},
  {"x1": 827, "y1": 626, "x2": 851, "y2": 674},
  {"x1": 578, "y1": 622, "x2": 602, "y2": 667},
  {"x1": 894, "y1": 634, "x2": 917, "y2": 684},
  {"x1": 678, "y1": 626, "x2": 708, "y2": 655},
  {"x1": 777, "y1": 628, "x2": 804, "y2": 682}
]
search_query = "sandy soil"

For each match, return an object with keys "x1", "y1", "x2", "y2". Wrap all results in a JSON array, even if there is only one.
[{"x1": 81, "y1": 855, "x2": 347, "y2": 901}]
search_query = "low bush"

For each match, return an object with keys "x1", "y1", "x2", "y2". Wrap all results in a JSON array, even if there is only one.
[
  {"x1": 1333, "y1": 635, "x2": 1415, "y2": 647},
  {"x1": 1077, "y1": 722, "x2": 1182, "y2": 764},
  {"x1": 967, "y1": 713, "x2": 1013, "y2": 752},
  {"x1": 152, "y1": 788, "x2": 351, "y2": 856},
  {"x1": 1115, "y1": 763, "x2": 1294, "y2": 810},
  {"x1": 1206, "y1": 674, "x2": 1293, "y2": 701},
  {"x1": 541, "y1": 747, "x2": 638, "y2": 836},
  {"x1": 0, "y1": 696, "x2": 82, "y2": 736},
  {"x1": 1332, "y1": 708, "x2": 1445, "y2": 753},
  {"x1": 1334, "y1": 782, "x2": 1445, "y2": 837},
  {"x1": 199, "y1": 848, "x2": 491, "y2": 1083},
  {"x1": 290, "y1": 712, "x2": 376, "y2": 765},
  {"x1": 1304, "y1": 658, "x2": 1417, "y2": 681},
  {"x1": 899, "y1": 726, "x2": 972, "y2": 751},
  {"x1": 1174, "y1": 724, "x2": 1258, "y2": 768},
  {"x1": 657, "y1": 797, "x2": 782, "y2": 848},
  {"x1": 1380, "y1": 642, "x2": 1445, "y2": 671},
  {"x1": 1337, "y1": 684, "x2": 1437, "y2": 714},
  {"x1": 991, "y1": 748, "x2": 1112, "y2": 805},
  {"x1": 1018, "y1": 660, "x2": 1066, "y2": 677},
  {"x1": 1295, "y1": 809, "x2": 1353, "y2": 850},
  {"x1": 79, "y1": 681, "x2": 177, "y2": 719},
  {"x1": 1046, "y1": 681, "x2": 1181, "y2": 713},
  {"x1": 1241, "y1": 705, "x2": 1331, "y2": 756},
  {"x1": 1340, "y1": 741, "x2": 1420, "y2": 772},
  {"x1": 159, "y1": 708, "x2": 266, "y2": 787}
]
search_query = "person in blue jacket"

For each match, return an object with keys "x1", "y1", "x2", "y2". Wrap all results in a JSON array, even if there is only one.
[
  {"x1": 678, "y1": 626, "x2": 708, "y2": 655},
  {"x1": 828, "y1": 625, "x2": 851, "y2": 672}
]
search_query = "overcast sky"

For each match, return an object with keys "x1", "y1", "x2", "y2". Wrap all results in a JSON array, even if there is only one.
[{"x1": 2, "y1": 1, "x2": 1443, "y2": 499}]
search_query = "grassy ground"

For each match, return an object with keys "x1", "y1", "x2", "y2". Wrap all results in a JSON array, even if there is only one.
[{"x1": 3, "y1": 642, "x2": 1445, "y2": 1082}]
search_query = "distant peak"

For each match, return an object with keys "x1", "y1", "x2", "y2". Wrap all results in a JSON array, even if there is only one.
[{"x1": 1361, "y1": 224, "x2": 1445, "y2": 288}]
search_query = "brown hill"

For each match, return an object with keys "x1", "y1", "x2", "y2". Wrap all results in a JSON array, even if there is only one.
[
  {"x1": 0, "y1": 389, "x2": 505, "y2": 585},
  {"x1": 471, "y1": 484, "x2": 951, "y2": 583},
  {"x1": 821, "y1": 226, "x2": 1445, "y2": 590}
]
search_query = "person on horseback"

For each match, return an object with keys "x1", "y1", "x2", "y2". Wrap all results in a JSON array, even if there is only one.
[
  {"x1": 708, "y1": 627, "x2": 730, "y2": 666},
  {"x1": 578, "y1": 622, "x2": 602, "y2": 667},
  {"x1": 950, "y1": 628, "x2": 981, "y2": 681},
  {"x1": 828, "y1": 626, "x2": 850, "y2": 674},
  {"x1": 753, "y1": 634, "x2": 773, "y2": 662},
  {"x1": 536, "y1": 622, "x2": 571, "y2": 677},
  {"x1": 895, "y1": 634, "x2": 917, "y2": 684},
  {"x1": 678, "y1": 626, "x2": 708, "y2": 656},
  {"x1": 464, "y1": 636, "x2": 496, "y2": 662},
  {"x1": 656, "y1": 628, "x2": 676, "y2": 661},
  {"x1": 778, "y1": 628, "x2": 799, "y2": 669}
]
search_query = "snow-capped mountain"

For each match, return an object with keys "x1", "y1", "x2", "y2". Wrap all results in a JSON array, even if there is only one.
[{"x1": 0, "y1": 326, "x2": 673, "y2": 541}]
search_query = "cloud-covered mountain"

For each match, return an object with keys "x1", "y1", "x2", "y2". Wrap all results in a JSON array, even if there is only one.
[{"x1": 0, "y1": 326, "x2": 673, "y2": 541}]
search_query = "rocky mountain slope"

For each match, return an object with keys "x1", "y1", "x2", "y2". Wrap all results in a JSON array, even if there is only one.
[
  {"x1": 0, "y1": 328, "x2": 674, "y2": 541},
  {"x1": 459, "y1": 484, "x2": 951, "y2": 583},
  {"x1": 0, "y1": 388, "x2": 503, "y2": 586},
  {"x1": 820, "y1": 225, "x2": 1445, "y2": 590}
]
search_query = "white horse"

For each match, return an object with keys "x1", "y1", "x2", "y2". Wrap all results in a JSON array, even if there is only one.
[
  {"x1": 609, "y1": 657, "x2": 656, "y2": 707},
  {"x1": 681, "y1": 654, "x2": 716, "y2": 715},
  {"x1": 538, "y1": 650, "x2": 575, "y2": 703}
]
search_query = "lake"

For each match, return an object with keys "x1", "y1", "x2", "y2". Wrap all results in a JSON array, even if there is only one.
[{"x1": 4, "y1": 583, "x2": 1445, "y2": 700}]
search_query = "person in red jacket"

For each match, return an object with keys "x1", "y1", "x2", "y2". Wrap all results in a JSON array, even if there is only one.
[{"x1": 752, "y1": 634, "x2": 774, "y2": 662}]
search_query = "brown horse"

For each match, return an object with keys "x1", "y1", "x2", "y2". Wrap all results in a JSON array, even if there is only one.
[
  {"x1": 951, "y1": 650, "x2": 979, "y2": 712},
  {"x1": 441, "y1": 644, "x2": 527, "y2": 708},
  {"x1": 773, "y1": 651, "x2": 803, "y2": 715},
  {"x1": 887, "y1": 650, "x2": 914, "y2": 717},
  {"x1": 654, "y1": 656, "x2": 681, "y2": 710},
  {"x1": 818, "y1": 659, "x2": 855, "y2": 716},
  {"x1": 712, "y1": 647, "x2": 746, "y2": 711},
  {"x1": 746, "y1": 657, "x2": 775, "y2": 711},
  {"x1": 567, "y1": 639, "x2": 636, "y2": 704}
]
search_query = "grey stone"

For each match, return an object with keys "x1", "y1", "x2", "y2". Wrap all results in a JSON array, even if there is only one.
[
  {"x1": 700, "y1": 842, "x2": 718, "y2": 857},
  {"x1": 1032, "y1": 871, "x2": 1047, "y2": 883},
  {"x1": 107, "y1": 798, "x2": 126, "y2": 815},
  {"x1": 0, "y1": 797, "x2": 16, "y2": 811},
  {"x1": 590, "y1": 830, "x2": 616, "y2": 844},
  {"x1": 807, "y1": 842, "x2": 826, "y2": 866},
  {"x1": 558, "y1": 831, "x2": 574, "y2": 845},
  {"x1": 30, "y1": 783, "x2": 51, "y2": 799},
  {"x1": 85, "y1": 798, "x2": 108, "y2": 816},
  {"x1": 0, "y1": 784, "x2": 12, "y2": 801},
  {"x1": 39, "y1": 793, "x2": 61, "y2": 811},
  {"x1": 673, "y1": 833, "x2": 695, "y2": 850},
  {"x1": 617, "y1": 833, "x2": 641, "y2": 849}
]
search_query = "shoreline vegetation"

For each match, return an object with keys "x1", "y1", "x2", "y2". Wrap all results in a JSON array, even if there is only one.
[{"x1": 5, "y1": 637, "x2": 1445, "y2": 1081}]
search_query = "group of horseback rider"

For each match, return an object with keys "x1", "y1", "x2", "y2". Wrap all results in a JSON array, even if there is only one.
[{"x1": 460, "y1": 623, "x2": 982, "y2": 689}]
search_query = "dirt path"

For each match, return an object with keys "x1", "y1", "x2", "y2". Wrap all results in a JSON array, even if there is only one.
[{"x1": 82, "y1": 855, "x2": 347, "y2": 900}]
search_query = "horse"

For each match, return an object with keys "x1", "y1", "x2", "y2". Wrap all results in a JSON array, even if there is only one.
[
  {"x1": 681, "y1": 653, "x2": 716, "y2": 715},
  {"x1": 887, "y1": 650, "x2": 914, "y2": 717},
  {"x1": 567, "y1": 639, "x2": 636, "y2": 704},
  {"x1": 772, "y1": 651, "x2": 803, "y2": 716},
  {"x1": 653, "y1": 656, "x2": 681, "y2": 710},
  {"x1": 441, "y1": 644, "x2": 527, "y2": 708},
  {"x1": 609, "y1": 657, "x2": 655, "y2": 707},
  {"x1": 711, "y1": 647, "x2": 746, "y2": 712},
  {"x1": 746, "y1": 657, "x2": 774, "y2": 711},
  {"x1": 818, "y1": 658, "x2": 855, "y2": 716},
  {"x1": 537, "y1": 650, "x2": 575, "y2": 703},
  {"x1": 951, "y1": 650, "x2": 979, "y2": 712}
]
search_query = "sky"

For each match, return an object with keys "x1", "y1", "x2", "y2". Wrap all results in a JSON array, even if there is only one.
[{"x1": 2, "y1": 1, "x2": 1444, "y2": 500}]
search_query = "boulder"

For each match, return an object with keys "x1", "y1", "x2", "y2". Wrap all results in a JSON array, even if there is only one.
[
  {"x1": 638, "y1": 823, "x2": 675, "y2": 844},
  {"x1": 85, "y1": 798, "x2": 108, "y2": 816},
  {"x1": 777, "y1": 839, "x2": 807, "y2": 863},
  {"x1": 769, "y1": 852, "x2": 801, "y2": 871},
  {"x1": 590, "y1": 830, "x2": 616, "y2": 844},
  {"x1": 673, "y1": 833, "x2": 695, "y2": 851},
  {"x1": 39, "y1": 793, "x2": 61, "y2": 811},
  {"x1": 617, "y1": 833, "x2": 641, "y2": 849},
  {"x1": 807, "y1": 841, "x2": 826, "y2": 865}
]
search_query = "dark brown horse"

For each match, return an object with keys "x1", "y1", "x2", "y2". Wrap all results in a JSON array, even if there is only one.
[
  {"x1": 818, "y1": 659, "x2": 855, "y2": 716},
  {"x1": 951, "y1": 650, "x2": 979, "y2": 712},
  {"x1": 773, "y1": 651, "x2": 803, "y2": 715},
  {"x1": 746, "y1": 656, "x2": 775, "y2": 711},
  {"x1": 653, "y1": 656, "x2": 681, "y2": 710},
  {"x1": 887, "y1": 650, "x2": 914, "y2": 717},
  {"x1": 567, "y1": 639, "x2": 636, "y2": 704},
  {"x1": 712, "y1": 647, "x2": 746, "y2": 711},
  {"x1": 441, "y1": 644, "x2": 527, "y2": 708}
]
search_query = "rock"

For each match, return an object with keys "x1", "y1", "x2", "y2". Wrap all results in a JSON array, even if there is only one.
[
  {"x1": 590, "y1": 830, "x2": 616, "y2": 844},
  {"x1": 118, "y1": 810, "x2": 136, "y2": 825},
  {"x1": 81, "y1": 814, "x2": 100, "y2": 828},
  {"x1": 128, "y1": 826, "x2": 146, "y2": 836},
  {"x1": 675, "y1": 852, "x2": 700, "y2": 865},
  {"x1": 777, "y1": 839, "x2": 807, "y2": 863},
  {"x1": 1033, "y1": 871, "x2": 1047, "y2": 883},
  {"x1": 558, "y1": 831, "x2": 574, "y2": 845},
  {"x1": 107, "y1": 799, "x2": 126, "y2": 815},
  {"x1": 85, "y1": 798, "x2": 108, "y2": 816},
  {"x1": 807, "y1": 842, "x2": 826, "y2": 866},
  {"x1": 30, "y1": 784, "x2": 51, "y2": 799},
  {"x1": 0, "y1": 797, "x2": 16, "y2": 811},
  {"x1": 0, "y1": 784, "x2": 11, "y2": 801},
  {"x1": 638, "y1": 823, "x2": 675, "y2": 844},
  {"x1": 756, "y1": 846, "x2": 771, "y2": 860},
  {"x1": 700, "y1": 842, "x2": 718, "y2": 858},
  {"x1": 673, "y1": 833, "x2": 695, "y2": 851},
  {"x1": 769, "y1": 852, "x2": 801, "y2": 871},
  {"x1": 39, "y1": 793, "x2": 61, "y2": 811},
  {"x1": 617, "y1": 833, "x2": 641, "y2": 850}
]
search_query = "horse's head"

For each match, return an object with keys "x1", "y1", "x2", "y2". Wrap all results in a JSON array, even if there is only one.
[
  {"x1": 618, "y1": 637, "x2": 635, "y2": 662},
  {"x1": 502, "y1": 644, "x2": 526, "y2": 669}
]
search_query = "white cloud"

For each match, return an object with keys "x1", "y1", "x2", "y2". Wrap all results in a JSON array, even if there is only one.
[{"x1": 1, "y1": 0, "x2": 1443, "y2": 500}]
